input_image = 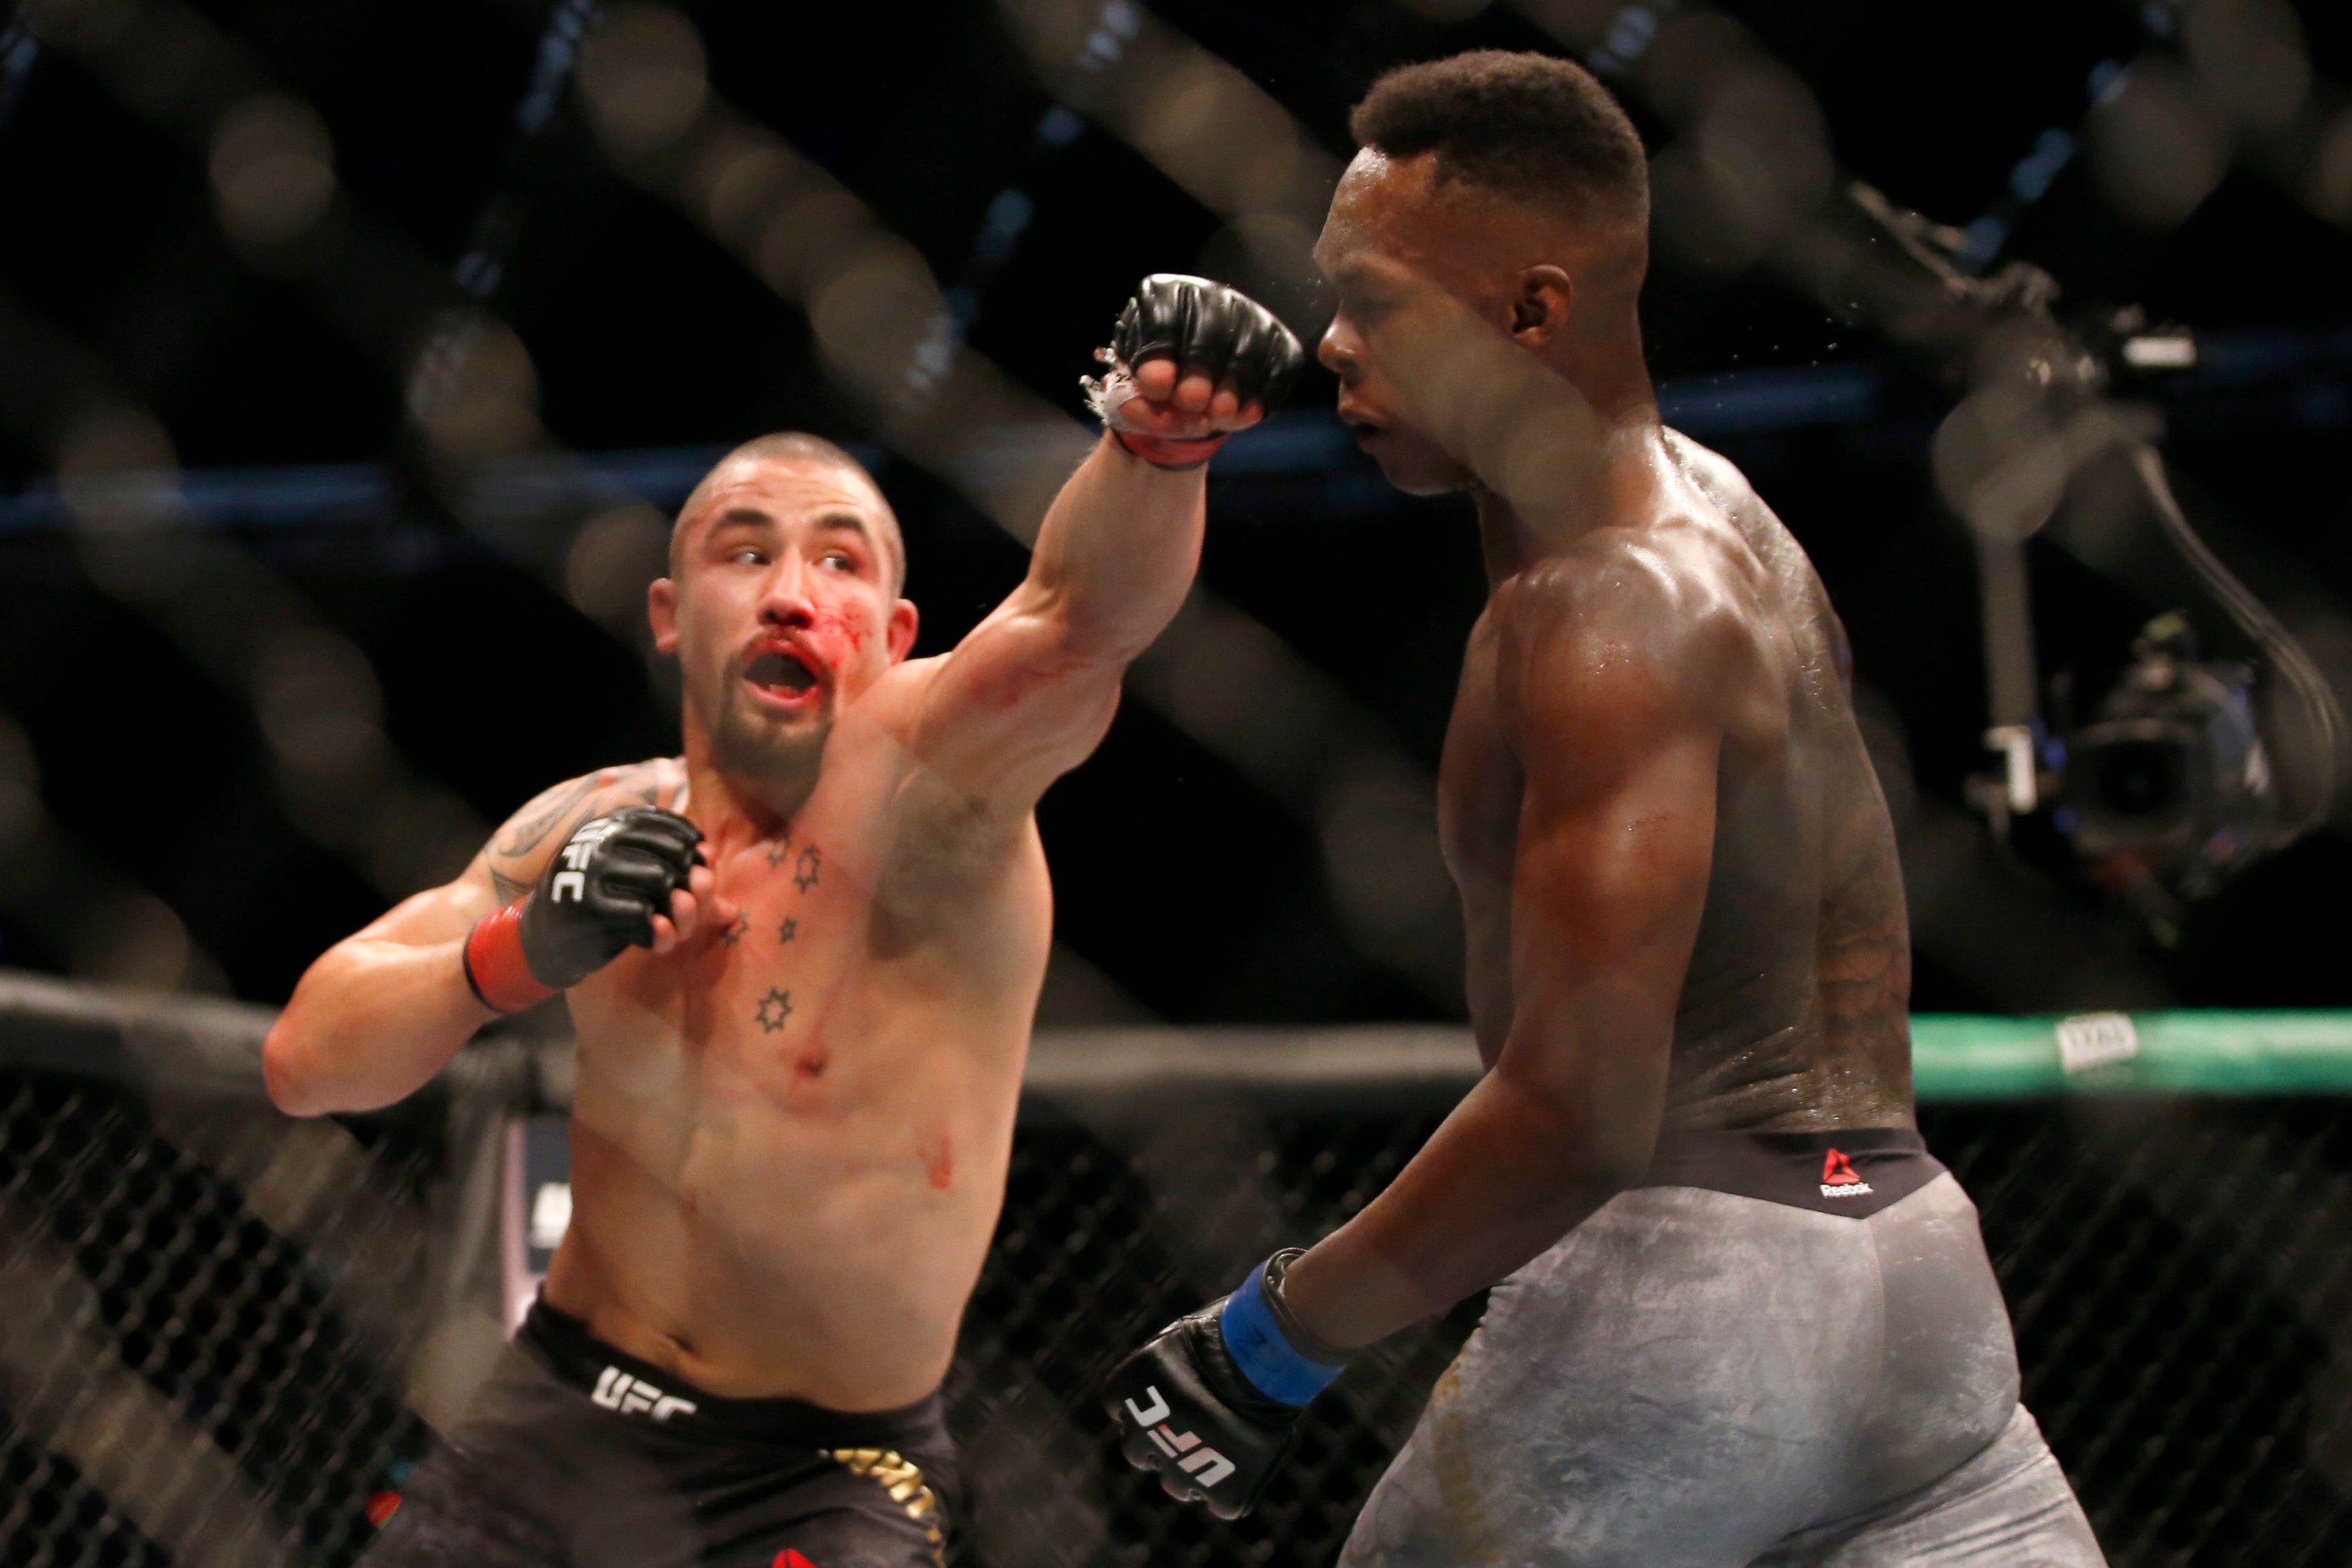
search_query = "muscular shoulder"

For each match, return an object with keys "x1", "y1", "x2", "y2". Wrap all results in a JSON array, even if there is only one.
[
  {"x1": 850, "y1": 653, "x2": 950, "y2": 733},
  {"x1": 1665, "y1": 426, "x2": 1854, "y2": 694},
  {"x1": 1660, "y1": 429, "x2": 1751, "y2": 514},
  {"x1": 1493, "y1": 522, "x2": 1755, "y2": 735},
  {"x1": 481, "y1": 757, "x2": 687, "y2": 901}
]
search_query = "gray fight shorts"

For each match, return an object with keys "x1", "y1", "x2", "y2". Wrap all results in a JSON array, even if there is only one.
[{"x1": 1340, "y1": 1131, "x2": 2106, "y2": 1567}]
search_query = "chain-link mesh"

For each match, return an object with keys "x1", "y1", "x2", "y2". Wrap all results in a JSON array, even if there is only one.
[
  {"x1": 6, "y1": 1059, "x2": 2352, "y2": 1567},
  {"x1": 1924, "y1": 1100, "x2": 2352, "y2": 1567},
  {"x1": 0, "y1": 1071, "x2": 442, "y2": 1568}
]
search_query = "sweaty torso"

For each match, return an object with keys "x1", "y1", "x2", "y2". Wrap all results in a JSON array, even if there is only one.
[
  {"x1": 533, "y1": 702, "x2": 1052, "y2": 1409},
  {"x1": 1440, "y1": 429, "x2": 1912, "y2": 1133}
]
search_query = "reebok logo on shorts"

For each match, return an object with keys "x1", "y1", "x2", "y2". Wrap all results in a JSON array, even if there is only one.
[
  {"x1": 1820, "y1": 1148, "x2": 1873, "y2": 1198},
  {"x1": 589, "y1": 1365, "x2": 700, "y2": 1422}
]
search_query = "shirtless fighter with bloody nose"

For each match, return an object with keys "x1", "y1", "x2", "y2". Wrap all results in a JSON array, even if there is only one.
[
  {"x1": 1104, "y1": 55, "x2": 2106, "y2": 1567},
  {"x1": 263, "y1": 275, "x2": 1300, "y2": 1568}
]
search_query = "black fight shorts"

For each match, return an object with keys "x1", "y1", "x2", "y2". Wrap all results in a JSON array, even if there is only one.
[{"x1": 363, "y1": 1300, "x2": 956, "y2": 1568}]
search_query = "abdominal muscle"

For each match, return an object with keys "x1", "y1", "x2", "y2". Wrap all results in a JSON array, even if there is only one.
[{"x1": 541, "y1": 932, "x2": 1039, "y2": 1410}]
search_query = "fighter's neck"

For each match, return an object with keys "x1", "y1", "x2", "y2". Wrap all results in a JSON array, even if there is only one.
[
  {"x1": 679, "y1": 746, "x2": 820, "y2": 855},
  {"x1": 1471, "y1": 412, "x2": 1673, "y2": 587}
]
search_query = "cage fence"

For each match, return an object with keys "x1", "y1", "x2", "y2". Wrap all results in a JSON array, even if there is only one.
[{"x1": 5, "y1": 976, "x2": 2352, "y2": 1568}]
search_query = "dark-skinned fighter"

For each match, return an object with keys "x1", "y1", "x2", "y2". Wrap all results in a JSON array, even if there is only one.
[{"x1": 1104, "y1": 53, "x2": 2105, "y2": 1567}]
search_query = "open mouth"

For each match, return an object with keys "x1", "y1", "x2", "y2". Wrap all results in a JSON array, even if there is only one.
[{"x1": 744, "y1": 647, "x2": 822, "y2": 704}]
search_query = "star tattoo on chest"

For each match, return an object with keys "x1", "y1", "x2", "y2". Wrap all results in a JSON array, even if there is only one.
[
  {"x1": 794, "y1": 844, "x2": 822, "y2": 893},
  {"x1": 755, "y1": 987, "x2": 793, "y2": 1033},
  {"x1": 764, "y1": 825, "x2": 794, "y2": 869},
  {"x1": 778, "y1": 917, "x2": 798, "y2": 946},
  {"x1": 722, "y1": 910, "x2": 748, "y2": 946}
]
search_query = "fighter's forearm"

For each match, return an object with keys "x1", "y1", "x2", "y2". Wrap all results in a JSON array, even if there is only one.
[
  {"x1": 1022, "y1": 433, "x2": 1206, "y2": 664},
  {"x1": 1280, "y1": 1067, "x2": 1641, "y2": 1350},
  {"x1": 263, "y1": 937, "x2": 495, "y2": 1115}
]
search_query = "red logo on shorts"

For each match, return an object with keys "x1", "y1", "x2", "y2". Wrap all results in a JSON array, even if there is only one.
[
  {"x1": 1822, "y1": 1148, "x2": 1862, "y2": 1186},
  {"x1": 773, "y1": 1551, "x2": 821, "y2": 1568},
  {"x1": 364, "y1": 1491, "x2": 401, "y2": 1527}
]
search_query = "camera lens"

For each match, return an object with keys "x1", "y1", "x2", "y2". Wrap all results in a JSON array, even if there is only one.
[{"x1": 2094, "y1": 740, "x2": 2182, "y2": 817}]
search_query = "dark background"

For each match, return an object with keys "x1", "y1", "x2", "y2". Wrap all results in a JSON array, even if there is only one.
[{"x1": 1, "y1": 0, "x2": 2348, "y2": 1020}]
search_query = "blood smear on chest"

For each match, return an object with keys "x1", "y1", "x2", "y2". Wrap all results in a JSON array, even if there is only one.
[{"x1": 918, "y1": 1125, "x2": 952, "y2": 1190}]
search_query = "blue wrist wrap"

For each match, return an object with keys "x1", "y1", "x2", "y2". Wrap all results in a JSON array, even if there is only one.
[{"x1": 1218, "y1": 1256, "x2": 1348, "y2": 1407}]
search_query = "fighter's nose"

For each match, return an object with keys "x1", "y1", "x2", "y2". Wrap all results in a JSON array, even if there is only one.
[
  {"x1": 757, "y1": 564, "x2": 818, "y2": 627},
  {"x1": 1316, "y1": 328, "x2": 1350, "y2": 375}
]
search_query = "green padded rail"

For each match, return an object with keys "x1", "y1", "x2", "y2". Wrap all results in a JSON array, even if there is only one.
[{"x1": 1912, "y1": 1012, "x2": 2352, "y2": 1099}]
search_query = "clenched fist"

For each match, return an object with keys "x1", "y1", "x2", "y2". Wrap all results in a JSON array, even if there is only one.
[
  {"x1": 463, "y1": 806, "x2": 707, "y2": 1013},
  {"x1": 1084, "y1": 275, "x2": 1304, "y2": 470}
]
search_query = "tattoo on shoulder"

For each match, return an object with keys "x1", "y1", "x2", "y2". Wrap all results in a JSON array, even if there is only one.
[
  {"x1": 496, "y1": 761, "x2": 670, "y2": 860},
  {"x1": 490, "y1": 867, "x2": 531, "y2": 903},
  {"x1": 497, "y1": 776, "x2": 604, "y2": 857},
  {"x1": 794, "y1": 844, "x2": 822, "y2": 894}
]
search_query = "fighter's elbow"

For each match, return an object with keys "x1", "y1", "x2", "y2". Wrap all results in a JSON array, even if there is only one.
[
  {"x1": 260, "y1": 1024, "x2": 327, "y2": 1117},
  {"x1": 1554, "y1": 1123, "x2": 1652, "y2": 1196},
  {"x1": 1039, "y1": 599, "x2": 1153, "y2": 670},
  {"x1": 1493, "y1": 1068, "x2": 1654, "y2": 1191}
]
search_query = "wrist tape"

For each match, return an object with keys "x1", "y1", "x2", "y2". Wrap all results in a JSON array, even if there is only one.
[
  {"x1": 463, "y1": 900, "x2": 556, "y2": 1013},
  {"x1": 1218, "y1": 1250, "x2": 1350, "y2": 1406},
  {"x1": 1110, "y1": 427, "x2": 1228, "y2": 471}
]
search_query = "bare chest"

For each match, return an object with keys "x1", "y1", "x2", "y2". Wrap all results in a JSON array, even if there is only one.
[
  {"x1": 569, "y1": 779, "x2": 1048, "y2": 1136},
  {"x1": 572, "y1": 807, "x2": 882, "y2": 1094},
  {"x1": 690, "y1": 821, "x2": 866, "y2": 1082}
]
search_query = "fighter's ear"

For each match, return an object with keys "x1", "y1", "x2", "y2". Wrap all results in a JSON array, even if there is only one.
[
  {"x1": 649, "y1": 577, "x2": 679, "y2": 654},
  {"x1": 887, "y1": 598, "x2": 918, "y2": 664},
  {"x1": 1510, "y1": 265, "x2": 1573, "y2": 348}
]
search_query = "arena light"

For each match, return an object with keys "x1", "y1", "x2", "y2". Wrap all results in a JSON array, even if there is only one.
[
  {"x1": 994, "y1": 0, "x2": 1345, "y2": 332},
  {"x1": 207, "y1": 93, "x2": 338, "y2": 252},
  {"x1": 22, "y1": 0, "x2": 559, "y2": 479},
  {"x1": 2122, "y1": 330, "x2": 2199, "y2": 370},
  {"x1": 23, "y1": 0, "x2": 692, "y2": 717},
  {"x1": 2086, "y1": 60, "x2": 2232, "y2": 229},
  {"x1": 0, "y1": 290, "x2": 492, "y2": 912},
  {"x1": 2182, "y1": 0, "x2": 2312, "y2": 136},
  {"x1": 573, "y1": 0, "x2": 708, "y2": 156},
  {"x1": 0, "y1": 710, "x2": 225, "y2": 994},
  {"x1": 0, "y1": 16, "x2": 42, "y2": 132},
  {"x1": 55, "y1": 409, "x2": 493, "y2": 902}
]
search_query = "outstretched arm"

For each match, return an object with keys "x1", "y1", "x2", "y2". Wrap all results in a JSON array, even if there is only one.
[
  {"x1": 1281, "y1": 571, "x2": 1724, "y2": 1348},
  {"x1": 907, "y1": 277, "x2": 1302, "y2": 809},
  {"x1": 263, "y1": 761, "x2": 714, "y2": 1115}
]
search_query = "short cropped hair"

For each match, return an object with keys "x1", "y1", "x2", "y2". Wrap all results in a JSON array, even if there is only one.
[
  {"x1": 673, "y1": 431, "x2": 905, "y2": 591},
  {"x1": 1350, "y1": 51, "x2": 1648, "y2": 230}
]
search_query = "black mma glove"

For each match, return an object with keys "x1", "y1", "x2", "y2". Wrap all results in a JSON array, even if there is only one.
[
  {"x1": 1083, "y1": 274, "x2": 1304, "y2": 470},
  {"x1": 1104, "y1": 1249, "x2": 1351, "y2": 1520},
  {"x1": 464, "y1": 805, "x2": 706, "y2": 1012}
]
